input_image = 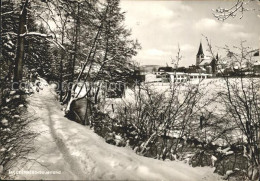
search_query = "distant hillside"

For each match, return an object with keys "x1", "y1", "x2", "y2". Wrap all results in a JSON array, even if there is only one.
[{"x1": 140, "y1": 65, "x2": 161, "y2": 72}]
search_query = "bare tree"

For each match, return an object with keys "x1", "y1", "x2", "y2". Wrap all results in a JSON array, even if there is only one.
[{"x1": 205, "y1": 37, "x2": 260, "y2": 180}]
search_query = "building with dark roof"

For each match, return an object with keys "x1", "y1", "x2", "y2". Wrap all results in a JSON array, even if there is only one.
[
  {"x1": 195, "y1": 42, "x2": 218, "y2": 75},
  {"x1": 158, "y1": 66, "x2": 174, "y2": 72}
]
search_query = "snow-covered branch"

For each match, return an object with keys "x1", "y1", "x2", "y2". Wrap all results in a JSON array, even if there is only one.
[
  {"x1": 19, "y1": 32, "x2": 53, "y2": 38},
  {"x1": 2, "y1": 11, "x2": 14, "y2": 16},
  {"x1": 212, "y1": 0, "x2": 253, "y2": 21}
]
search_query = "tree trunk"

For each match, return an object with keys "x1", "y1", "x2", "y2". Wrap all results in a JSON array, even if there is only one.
[
  {"x1": 71, "y1": 2, "x2": 80, "y2": 84},
  {"x1": 64, "y1": 2, "x2": 80, "y2": 104},
  {"x1": 59, "y1": 25, "x2": 66, "y2": 102},
  {"x1": 59, "y1": 56, "x2": 63, "y2": 102},
  {"x1": 0, "y1": 0, "x2": 2, "y2": 63},
  {"x1": 13, "y1": 0, "x2": 28, "y2": 84}
]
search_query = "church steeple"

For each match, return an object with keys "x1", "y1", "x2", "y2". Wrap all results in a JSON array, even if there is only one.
[
  {"x1": 197, "y1": 42, "x2": 204, "y2": 57},
  {"x1": 196, "y1": 42, "x2": 204, "y2": 66}
]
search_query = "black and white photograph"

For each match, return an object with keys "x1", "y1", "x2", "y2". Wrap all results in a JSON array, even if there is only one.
[{"x1": 0, "y1": 0, "x2": 260, "y2": 180}]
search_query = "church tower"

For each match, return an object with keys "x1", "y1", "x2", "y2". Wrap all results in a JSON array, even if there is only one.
[{"x1": 196, "y1": 42, "x2": 204, "y2": 66}]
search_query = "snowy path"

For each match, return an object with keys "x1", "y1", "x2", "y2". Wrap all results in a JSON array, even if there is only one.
[{"x1": 14, "y1": 83, "x2": 222, "y2": 180}]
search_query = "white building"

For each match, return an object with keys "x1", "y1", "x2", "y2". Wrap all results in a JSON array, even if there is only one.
[{"x1": 160, "y1": 72, "x2": 212, "y2": 83}]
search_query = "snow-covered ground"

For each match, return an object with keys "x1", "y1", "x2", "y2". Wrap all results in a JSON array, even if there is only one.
[{"x1": 11, "y1": 82, "x2": 222, "y2": 180}]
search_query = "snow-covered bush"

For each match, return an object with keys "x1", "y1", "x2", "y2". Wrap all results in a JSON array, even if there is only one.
[
  {"x1": 105, "y1": 82, "x2": 209, "y2": 160},
  {"x1": 0, "y1": 90, "x2": 36, "y2": 179}
]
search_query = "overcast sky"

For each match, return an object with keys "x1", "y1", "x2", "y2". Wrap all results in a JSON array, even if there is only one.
[{"x1": 120, "y1": 0, "x2": 260, "y2": 67}]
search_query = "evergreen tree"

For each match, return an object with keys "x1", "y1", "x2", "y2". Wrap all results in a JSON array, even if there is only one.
[
  {"x1": 24, "y1": 21, "x2": 54, "y2": 81},
  {"x1": 1, "y1": 0, "x2": 18, "y2": 81}
]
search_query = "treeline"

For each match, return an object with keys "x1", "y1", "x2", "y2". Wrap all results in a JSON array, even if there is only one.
[{"x1": 0, "y1": 0, "x2": 140, "y2": 100}]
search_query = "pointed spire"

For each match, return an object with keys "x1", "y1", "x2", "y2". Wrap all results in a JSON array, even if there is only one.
[{"x1": 197, "y1": 42, "x2": 204, "y2": 57}]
